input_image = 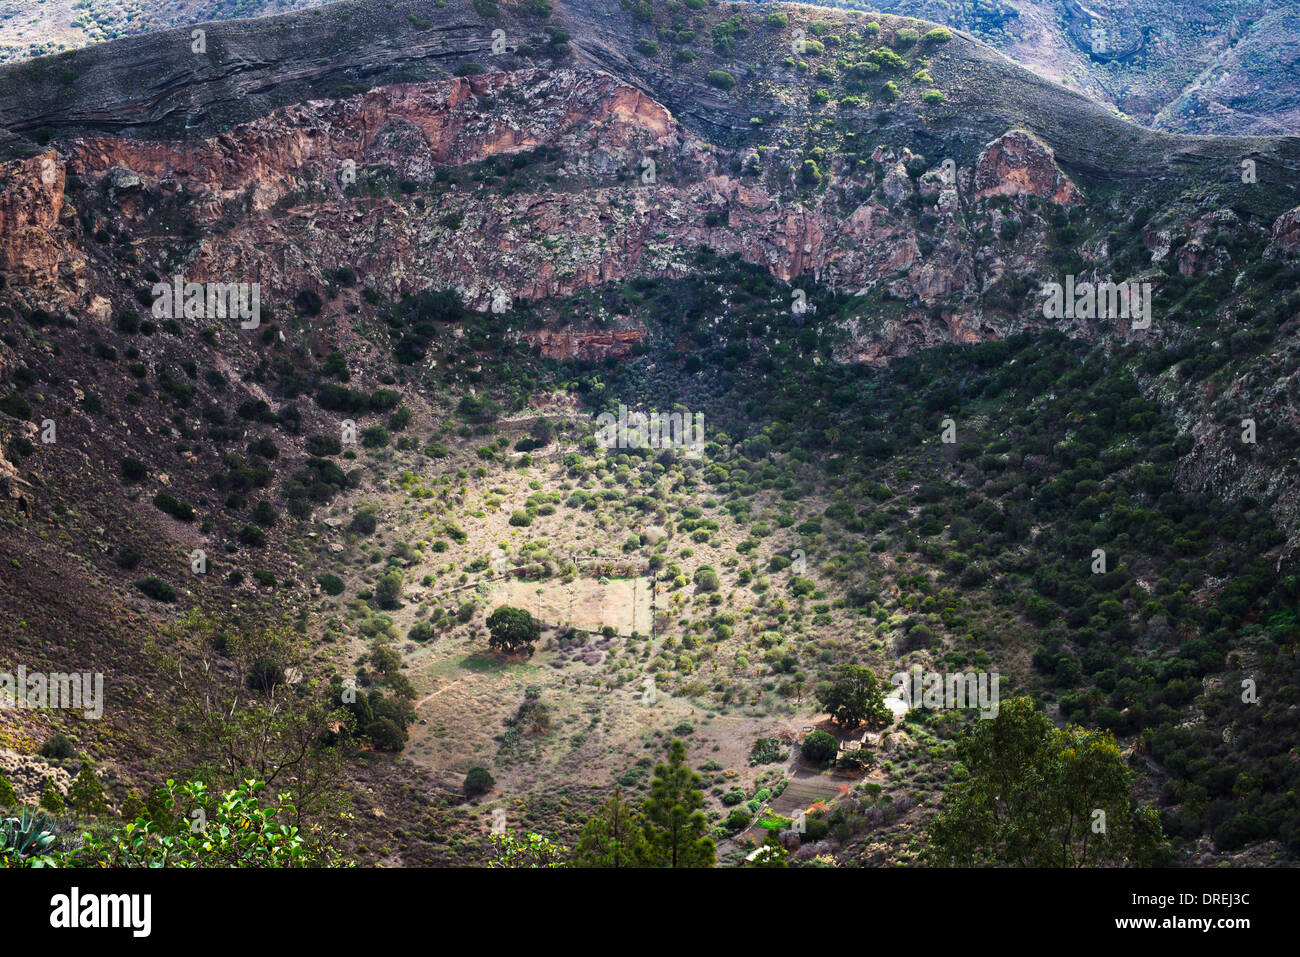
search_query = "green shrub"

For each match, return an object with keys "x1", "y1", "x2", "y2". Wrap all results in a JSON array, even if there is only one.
[
  {"x1": 706, "y1": 70, "x2": 736, "y2": 91},
  {"x1": 893, "y1": 28, "x2": 919, "y2": 49},
  {"x1": 306, "y1": 434, "x2": 343, "y2": 456},
  {"x1": 295, "y1": 289, "x2": 323, "y2": 316},
  {"x1": 317, "y1": 573, "x2": 345, "y2": 596},
  {"x1": 67, "y1": 764, "x2": 108, "y2": 815},
  {"x1": 120, "y1": 457, "x2": 147, "y2": 482},
  {"x1": 350, "y1": 510, "x2": 378, "y2": 535},
  {"x1": 409, "y1": 621, "x2": 437, "y2": 642},
  {"x1": 375, "y1": 572, "x2": 403, "y2": 609},
  {"x1": 366, "y1": 717, "x2": 407, "y2": 751},
  {"x1": 0, "y1": 394, "x2": 32, "y2": 420},
  {"x1": 749, "y1": 737, "x2": 787, "y2": 765},
  {"x1": 40, "y1": 785, "x2": 64, "y2": 814},
  {"x1": 40, "y1": 733, "x2": 74, "y2": 760},
  {"x1": 135, "y1": 577, "x2": 177, "y2": 603},
  {"x1": 867, "y1": 48, "x2": 906, "y2": 70},
  {"x1": 694, "y1": 566, "x2": 720, "y2": 591},
  {"x1": 238, "y1": 524, "x2": 267, "y2": 547},
  {"x1": 153, "y1": 492, "x2": 195, "y2": 522},
  {"x1": 725, "y1": 807, "x2": 752, "y2": 830}
]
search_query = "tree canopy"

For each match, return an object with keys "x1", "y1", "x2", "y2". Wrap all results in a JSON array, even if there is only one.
[
  {"x1": 927, "y1": 697, "x2": 1166, "y2": 866},
  {"x1": 816, "y1": 664, "x2": 891, "y2": 730},
  {"x1": 487, "y1": 605, "x2": 542, "y2": 654},
  {"x1": 641, "y1": 739, "x2": 716, "y2": 867},
  {"x1": 571, "y1": 788, "x2": 651, "y2": 867}
]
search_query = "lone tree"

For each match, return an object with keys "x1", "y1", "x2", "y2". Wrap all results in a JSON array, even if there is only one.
[
  {"x1": 464, "y1": 766, "x2": 495, "y2": 797},
  {"x1": 571, "y1": 788, "x2": 651, "y2": 868},
  {"x1": 642, "y1": 739, "x2": 715, "y2": 868},
  {"x1": 926, "y1": 697, "x2": 1167, "y2": 867},
  {"x1": 816, "y1": 664, "x2": 891, "y2": 730},
  {"x1": 487, "y1": 606, "x2": 541, "y2": 655}
]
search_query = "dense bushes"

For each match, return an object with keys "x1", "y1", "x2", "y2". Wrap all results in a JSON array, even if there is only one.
[
  {"x1": 152, "y1": 492, "x2": 195, "y2": 522},
  {"x1": 801, "y1": 730, "x2": 839, "y2": 766},
  {"x1": 135, "y1": 577, "x2": 176, "y2": 602}
]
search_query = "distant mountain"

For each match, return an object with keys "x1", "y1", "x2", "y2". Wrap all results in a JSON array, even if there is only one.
[
  {"x1": 5, "y1": 0, "x2": 1299, "y2": 136},
  {"x1": 809, "y1": 0, "x2": 1300, "y2": 135},
  {"x1": 0, "y1": 0, "x2": 325, "y2": 64}
]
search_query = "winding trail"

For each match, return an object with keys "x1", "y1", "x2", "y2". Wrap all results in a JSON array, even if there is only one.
[{"x1": 414, "y1": 676, "x2": 475, "y2": 710}]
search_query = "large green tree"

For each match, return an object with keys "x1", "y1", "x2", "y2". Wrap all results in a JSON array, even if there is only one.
[
  {"x1": 486, "y1": 606, "x2": 542, "y2": 655},
  {"x1": 571, "y1": 789, "x2": 651, "y2": 867},
  {"x1": 642, "y1": 739, "x2": 715, "y2": 868},
  {"x1": 927, "y1": 697, "x2": 1166, "y2": 866},
  {"x1": 816, "y1": 664, "x2": 891, "y2": 730}
]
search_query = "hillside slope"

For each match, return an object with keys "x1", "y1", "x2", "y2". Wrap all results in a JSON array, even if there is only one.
[{"x1": 1, "y1": 0, "x2": 1300, "y2": 867}]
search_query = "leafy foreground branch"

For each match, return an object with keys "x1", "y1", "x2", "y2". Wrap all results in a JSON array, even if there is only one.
[
  {"x1": 926, "y1": 698, "x2": 1166, "y2": 867},
  {"x1": 2, "y1": 780, "x2": 353, "y2": 868}
]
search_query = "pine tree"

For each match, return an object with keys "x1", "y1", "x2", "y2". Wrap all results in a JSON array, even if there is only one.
[
  {"x1": 572, "y1": 788, "x2": 651, "y2": 867},
  {"x1": 39, "y1": 783, "x2": 65, "y2": 814},
  {"x1": 67, "y1": 763, "x2": 108, "y2": 816},
  {"x1": 642, "y1": 739, "x2": 715, "y2": 868}
]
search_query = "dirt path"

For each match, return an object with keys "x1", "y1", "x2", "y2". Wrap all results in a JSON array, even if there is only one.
[{"x1": 414, "y1": 676, "x2": 474, "y2": 710}]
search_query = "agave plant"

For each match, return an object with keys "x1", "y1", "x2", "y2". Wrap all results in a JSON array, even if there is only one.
[{"x1": 0, "y1": 809, "x2": 57, "y2": 860}]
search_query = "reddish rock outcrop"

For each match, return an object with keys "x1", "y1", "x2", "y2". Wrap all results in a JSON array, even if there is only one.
[
  {"x1": 0, "y1": 151, "x2": 83, "y2": 288},
  {"x1": 973, "y1": 130, "x2": 1083, "y2": 204},
  {"x1": 0, "y1": 70, "x2": 1088, "y2": 365},
  {"x1": 68, "y1": 71, "x2": 681, "y2": 219},
  {"x1": 526, "y1": 329, "x2": 644, "y2": 361}
]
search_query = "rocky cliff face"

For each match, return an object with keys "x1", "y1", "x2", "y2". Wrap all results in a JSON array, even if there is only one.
[
  {"x1": 0, "y1": 0, "x2": 1296, "y2": 549},
  {"x1": 0, "y1": 151, "x2": 82, "y2": 288},
  {"x1": 2, "y1": 70, "x2": 1116, "y2": 366}
]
